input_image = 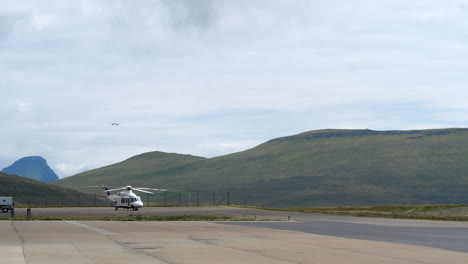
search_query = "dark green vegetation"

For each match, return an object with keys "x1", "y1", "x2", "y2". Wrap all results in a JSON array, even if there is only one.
[
  {"x1": 2, "y1": 156, "x2": 59, "y2": 183},
  {"x1": 275, "y1": 204, "x2": 468, "y2": 221},
  {"x1": 0, "y1": 172, "x2": 106, "y2": 207},
  {"x1": 54, "y1": 128, "x2": 468, "y2": 207},
  {"x1": 56, "y1": 151, "x2": 207, "y2": 190},
  {"x1": 0, "y1": 214, "x2": 262, "y2": 221}
]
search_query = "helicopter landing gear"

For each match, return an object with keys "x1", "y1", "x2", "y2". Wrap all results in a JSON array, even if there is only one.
[{"x1": 115, "y1": 207, "x2": 118, "y2": 211}]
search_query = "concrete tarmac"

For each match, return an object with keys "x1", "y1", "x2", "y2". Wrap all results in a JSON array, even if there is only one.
[
  {"x1": 2, "y1": 220, "x2": 468, "y2": 264},
  {"x1": 2, "y1": 207, "x2": 468, "y2": 263},
  {"x1": 8, "y1": 206, "x2": 468, "y2": 252}
]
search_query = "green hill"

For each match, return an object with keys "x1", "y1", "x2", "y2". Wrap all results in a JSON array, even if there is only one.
[
  {"x1": 0, "y1": 172, "x2": 107, "y2": 207},
  {"x1": 53, "y1": 151, "x2": 207, "y2": 193},
  {"x1": 53, "y1": 128, "x2": 468, "y2": 207}
]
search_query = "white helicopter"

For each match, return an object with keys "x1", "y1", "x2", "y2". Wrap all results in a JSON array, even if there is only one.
[{"x1": 102, "y1": 185, "x2": 168, "y2": 211}]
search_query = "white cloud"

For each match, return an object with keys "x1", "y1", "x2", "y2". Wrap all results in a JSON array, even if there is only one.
[
  {"x1": 1, "y1": 0, "x2": 468, "y2": 177},
  {"x1": 194, "y1": 141, "x2": 263, "y2": 158},
  {"x1": 11, "y1": 100, "x2": 33, "y2": 113}
]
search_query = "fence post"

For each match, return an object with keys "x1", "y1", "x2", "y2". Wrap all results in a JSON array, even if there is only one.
[
  {"x1": 27, "y1": 208, "x2": 32, "y2": 221},
  {"x1": 212, "y1": 192, "x2": 215, "y2": 206},
  {"x1": 179, "y1": 193, "x2": 182, "y2": 206},
  {"x1": 164, "y1": 191, "x2": 167, "y2": 207},
  {"x1": 227, "y1": 192, "x2": 230, "y2": 206},
  {"x1": 196, "y1": 192, "x2": 199, "y2": 206}
]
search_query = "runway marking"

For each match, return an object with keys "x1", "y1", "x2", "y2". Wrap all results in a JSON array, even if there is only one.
[{"x1": 65, "y1": 221, "x2": 116, "y2": 235}]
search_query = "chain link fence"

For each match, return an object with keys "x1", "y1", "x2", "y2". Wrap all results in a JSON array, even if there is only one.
[{"x1": 10, "y1": 192, "x2": 258, "y2": 208}]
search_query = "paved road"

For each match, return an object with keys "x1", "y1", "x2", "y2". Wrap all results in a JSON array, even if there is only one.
[{"x1": 6, "y1": 206, "x2": 468, "y2": 253}]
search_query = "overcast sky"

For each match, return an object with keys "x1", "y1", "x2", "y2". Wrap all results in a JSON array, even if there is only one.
[{"x1": 1, "y1": 0, "x2": 468, "y2": 177}]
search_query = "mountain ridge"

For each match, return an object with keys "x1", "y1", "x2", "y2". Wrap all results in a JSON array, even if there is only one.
[
  {"x1": 0, "y1": 172, "x2": 104, "y2": 206},
  {"x1": 53, "y1": 128, "x2": 468, "y2": 207},
  {"x1": 2, "y1": 156, "x2": 59, "y2": 183}
]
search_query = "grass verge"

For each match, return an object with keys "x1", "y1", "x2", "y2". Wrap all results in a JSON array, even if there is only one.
[
  {"x1": 0, "y1": 214, "x2": 277, "y2": 221},
  {"x1": 258, "y1": 204, "x2": 468, "y2": 222}
]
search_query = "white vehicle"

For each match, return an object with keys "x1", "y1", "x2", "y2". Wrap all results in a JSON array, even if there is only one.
[
  {"x1": 0, "y1": 197, "x2": 13, "y2": 213},
  {"x1": 102, "y1": 185, "x2": 167, "y2": 211}
]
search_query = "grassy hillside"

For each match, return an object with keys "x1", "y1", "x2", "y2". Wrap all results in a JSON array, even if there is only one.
[
  {"x1": 54, "y1": 151, "x2": 207, "y2": 193},
  {"x1": 54, "y1": 128, "x2": 468, "y2": 207},
  {"x1": 0, "y1": 172, "x2": 106, "y2": 207}
]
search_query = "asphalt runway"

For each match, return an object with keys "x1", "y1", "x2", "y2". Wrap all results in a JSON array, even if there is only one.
[{"x1": 6, "y1": 206, "x2": 468, "y2": 253}]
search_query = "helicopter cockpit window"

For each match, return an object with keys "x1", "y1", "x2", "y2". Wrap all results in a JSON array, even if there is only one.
[{"x1": 130, "y1": 198, "x2": 137, "y2": 203}]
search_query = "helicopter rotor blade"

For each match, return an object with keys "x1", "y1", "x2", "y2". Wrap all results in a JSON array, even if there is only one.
[
  {"x1": 152, "y1": 189, "x2": 169, "y2": 192},
  {"x1": 132, "y1": 188, "x2": 154, "y2": 194},
  {"x1": 104, "y1": 187, "x2": 125, "y2": 192},
  {"x1": 135, "y1": 187, "x2": 169, "y2": 192},
  {"x1": 98, "y1": 186, "x2": 168, "y2": 194}
]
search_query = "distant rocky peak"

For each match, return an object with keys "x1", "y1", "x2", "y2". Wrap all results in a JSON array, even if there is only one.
[{"x1": 1, "y1": 156, "x2": 59, "y2": 183}]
